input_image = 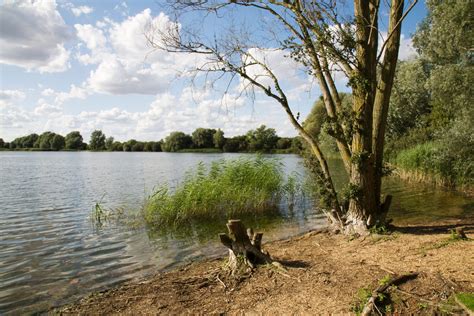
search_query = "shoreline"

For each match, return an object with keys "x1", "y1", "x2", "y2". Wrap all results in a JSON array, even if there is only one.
[{"x1": 54, "y1": 218, "x2": 474, "y2": 315}]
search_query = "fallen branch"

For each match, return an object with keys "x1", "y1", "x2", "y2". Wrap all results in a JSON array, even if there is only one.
[{"x1": 361, "y1": 273, "x2": 418, "y2": 316}]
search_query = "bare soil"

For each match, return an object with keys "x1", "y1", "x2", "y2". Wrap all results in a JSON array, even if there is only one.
[{"x1": 55, "y1": 219, "x2": 474, "y2": 315}]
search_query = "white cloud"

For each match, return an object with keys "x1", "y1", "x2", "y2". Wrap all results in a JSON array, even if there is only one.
[
  {"x1": 398, "y1": 34, "x2": 418, "y2": 61},
  {"x1": 41, "y1": 88, "x2": 55, "y2": 97},
  {"x1": 75, "y1": 9, "x2": 205, "y2": 95},
  {"x1": 56, "y1": 84, "x2": 89, "y2": 104},
  {"x1": 71, "y1": 5, "x2": 93, "y2": 17},
  {"x1": 39, "y1": 85, "x2": 90, "y2": 105},
  {"x1": 34, "y1": 101, "x2": 62, "y2": 116},
  {"x1": 0, "y1": 90, "x2": 26, "y2": 107},
  {"x1": 75, "y1": 24, "x2": 107, "y2": 52},
  {"x1": 379, "y1": 32, "x2": 418, "y2": 61},
  {"x1": 0, "y1": 0, "x2": 71, "y2": 73}
]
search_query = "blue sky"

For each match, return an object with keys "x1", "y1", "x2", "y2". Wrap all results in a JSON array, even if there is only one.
[{"x1": 0, "y1": 0, "x2": 427, "y2": 142}]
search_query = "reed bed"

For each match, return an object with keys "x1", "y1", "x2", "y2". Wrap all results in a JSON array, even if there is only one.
[{"x1": 143, "y1": 156, "x2": 297, "y2": 227}]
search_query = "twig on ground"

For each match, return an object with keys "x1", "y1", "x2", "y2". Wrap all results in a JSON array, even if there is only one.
[{"x1": 361, "y1": 273, "x2": 419, "y2": 316}]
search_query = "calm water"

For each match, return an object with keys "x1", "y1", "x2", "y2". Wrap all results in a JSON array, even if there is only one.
[{"x1": 0, "y1": 152, "x2": 472, "y2": 314}]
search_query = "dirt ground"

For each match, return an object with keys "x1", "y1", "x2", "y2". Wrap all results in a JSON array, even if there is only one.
[{"x1": 55, "y1": 219, "x2": 474, "y2": 315}]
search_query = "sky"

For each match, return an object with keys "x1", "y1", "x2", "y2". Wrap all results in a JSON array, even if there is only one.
[{"x1": 0, "y1": 0, "x2": 427, "y2": 142}]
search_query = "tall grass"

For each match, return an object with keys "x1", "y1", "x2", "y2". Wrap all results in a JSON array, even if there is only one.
[
  {"x1": 394, "y1": 141, "x2": 473, "y2": 190},
  {"x1": 143, "y1": 156, "x2": 297, "y2": 227}
]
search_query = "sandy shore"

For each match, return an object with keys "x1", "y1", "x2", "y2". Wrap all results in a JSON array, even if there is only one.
[{"x1": 55, "y1": 219, "x2": 473, "y2": 315}]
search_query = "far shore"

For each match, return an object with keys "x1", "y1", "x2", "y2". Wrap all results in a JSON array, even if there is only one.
[
  {"x1": 0, "y1": 148, "x2": 297, "y2": 154},
  {"x1": 55, "y1": 218, "x2": 474, "y2": 315}
]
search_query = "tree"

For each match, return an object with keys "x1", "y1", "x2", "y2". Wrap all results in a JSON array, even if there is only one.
[
  {"x1": 50, "y1": 134, "x2": 65, "y2": 151},
  {"x1": 0, "y1": 138, "x2": 4, "y2": 148},
  {"x1": 246, "y1": 125, "x2": 278, "y2": 152},
  {"x1": 213, "y1": 129, "x2": 225, "y2": 149},
  {"x1": 105, "y1": 136, "x2": 115, "y2": 151},
  {"x1": 35, "y1": 132, "x2": 55, "y2": 150},
  {"x1": 387, "y1": 60, "x2": 430, "y2": 138},
  {"x1": 192, "y1": 128, "x2": 216, "y2": 148},
  {"x1": 123, "y1": 139, "x2": 137, "y2": 152},
  {"x1": 223, "y1": 135, "x2": 248, "y2": 153},
  {"x1": 65, "y1": 131, "x2": 84, "y2": 150},
  {"x1": 14, "y1": 133, "x2": 39, "y2": 148},
  {"x1": 413, "y1": 1, "x2": 471, "y2": 130},
  {"x1": 152, "y1": 0, "x2": 418, "y2": 233},
  {"x1": 89, "y1": 130, "x2": 106, "y2": 151},
  {"x1": 144, "y1": 142, "x2": 153, "y2": 152},
  {"x1": 152, "y1": 141, "x2": 163, "y2": 152},
  {"x1": 112, "y1": 141, "x2": 123, "y2": 151},
  {"x1": 132, "y1": 141, "x2": 145, "y2": 152},
  {"x1": 162, "y1": 132, "x2": 193, "y2": 152},
  {"x1": 276, "y1": 138, "x2": 292, "y2": 150}
]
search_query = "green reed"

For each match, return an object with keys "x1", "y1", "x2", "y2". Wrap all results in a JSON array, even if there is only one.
[{"x1": 143, "y1": 156, "x2": 297, "y2": 227}]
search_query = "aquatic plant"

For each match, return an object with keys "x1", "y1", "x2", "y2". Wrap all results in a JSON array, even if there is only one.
[{"x1": 143, "y1": 156, "x2": 298, "y2": 227}]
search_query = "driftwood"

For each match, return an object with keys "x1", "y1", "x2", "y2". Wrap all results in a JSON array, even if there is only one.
[
  {"x1": 219, "y1": 219, "x2": 274, "y2": 276},
  {"x1": 361, "y1": 273, "x2": 418, "y2": 316}
]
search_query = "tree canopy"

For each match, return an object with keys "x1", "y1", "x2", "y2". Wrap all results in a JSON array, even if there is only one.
[{"x1": 89, "y1": 130, "x2": 106, "y2": 151}]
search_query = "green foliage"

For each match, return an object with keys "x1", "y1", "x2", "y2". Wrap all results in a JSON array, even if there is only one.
[
  {"x1": 351, "y1": 277, "x2": 394, "y2": 315},
  {"x1": 394, "y1": 126, "x2": 474, "y2": 187},
  {"x1": 5, "y1": 128, "x2": 300, "y2": 154},
  {"x1": 91, "y1": 198, "x2": 125, "y2": 228},
  {"x1": 351, "y1": 287, "x2": 372, "y2": 315},
  {"x1": 388, "y1": 60, "x2": 431, "y2": 138},
  {"x1": 385, "y1": 1, "x2": 473, "y2": 190},
  {"x1": 65, "y1": 131, "x2": 84, "y2": 150},
  {"x1": 223, "y1": 135, "x2": 248, "y2": 152},
  {"x1": 143, "y1": 157, "x2": 296, "y2": 227},
  {"x1": 413, "y1": 0, "x2": 471, "y2": 65},
  {"x1": 213, "y1": 128, "x2": 225, "y2": 149},
  {"x1": 12, "y1": 133, "x2": 39, "y2": 149},
  {"x1": 369, "y1": 224, "x2": 389, "y2": 235},
  {"x1": 35, "y1": 131, "x2": 54, "y2": 149},
  {"x1": 162, "y1": 131, "x2": 193, "y2": 152},
  {"x1": 455, "y1": 293, "x2": 474, "y2": 311},
  {"x1": 378, "y1": 274, "x2": 391, "y2": 286},
  {"x1": 341, "y1": 183, "x2": 362, "y2": 201},
  {"x1": 302, "y1": 97, "x2": 327, "y2": 139},
  {"x1": 246, "y1": 125, "x2": 278, "y2": 153},
  {"x1": 302, "y1": 151, "x2": 338, "y2": 209},
  {"x1": 105, "y1": 136, "x2": 114, "y2": 151},
  {"x1": 50, "y1": 134, "x2": 65, "y2": 151},
  {"x1": 132, "y1": 141, "x2": 144, "y2": 152},
  {"x1": 192, "y1": 128, "x2": 216, "y2": 148},
  {"x1": 111, "y1": 141, "x2": 123, "y2": 151},
  {"x1": 89, "y1": 130, "x2": 106, "y2": 150},
  {"x1": 276, "y1": 137, "x2": 292, "y2": 150},
  {"x1": 303, "y1": 93, "x2": 352, "y2": 154}
]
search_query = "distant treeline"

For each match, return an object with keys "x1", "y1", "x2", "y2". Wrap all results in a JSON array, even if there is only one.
[{"x1": 0, "y1": 125, "x2": 303, "y2": 154}]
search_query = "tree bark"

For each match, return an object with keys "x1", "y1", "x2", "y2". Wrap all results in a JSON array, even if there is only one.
[{"x1": 219, "y1": 220, "x2": 273, "y2": 276}]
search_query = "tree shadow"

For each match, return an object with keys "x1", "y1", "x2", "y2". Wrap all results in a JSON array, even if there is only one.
[
  {"x1": 278, "y1": 259, "x2": 310, "y2": 268},
  {"x1": 391, "y1": 222, "x2": 474, "y2": 235}
]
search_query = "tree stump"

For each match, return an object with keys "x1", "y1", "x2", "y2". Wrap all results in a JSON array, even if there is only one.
[{"x1": 219, "y1": 219, "x2": 273, "y2": 276}]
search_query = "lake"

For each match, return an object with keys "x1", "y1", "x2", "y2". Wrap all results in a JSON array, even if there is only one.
[{"x1": 0, "y1": 152, "x2": 472, "y2": 314}]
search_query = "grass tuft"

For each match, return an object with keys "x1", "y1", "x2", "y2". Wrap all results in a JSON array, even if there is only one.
[{"x1": 143, "y1": 156, "x2": 298, "y2": 227}]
